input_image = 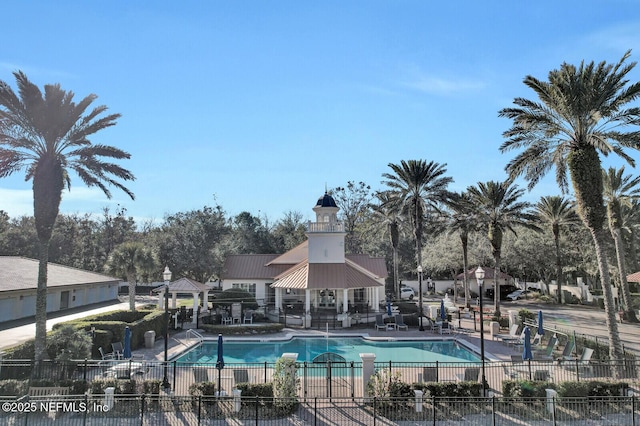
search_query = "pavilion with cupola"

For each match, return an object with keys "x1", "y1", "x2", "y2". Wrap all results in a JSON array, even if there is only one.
[{"x1": 221, "y1": 192, "x2": 387, "y2": 328}]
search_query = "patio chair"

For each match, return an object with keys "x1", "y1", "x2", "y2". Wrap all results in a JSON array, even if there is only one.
[
  {"x1": 111, "y1": 342, "x2": 124, "y2": 359},
  {"x1": 439, "y1": 322, "x2": 452, "y2": 335},
  {"x1": 556, "y1": 339, "x2": 576, "y2": 360},
  {"x1": 422, "y1": 366, "x2": 438, "y2": 382},
  {"x1": 243, "y1": 312, "x2": 253, "y2": 324},
  {"x1": 454, "y1": 367, "x2": 480, "y2": 382},
  {"x1": 221, "y1": 311, "x2": 233, "y2": 325},
  {"x1": 99, "y1": 347, "x2": 116, "y2": 360},
  {"x1": 394, "y1": 314, "x2": 408, "y2": 331},
  {"x1": 375, "y1": 314, "x2": 386, "y2": 331}
]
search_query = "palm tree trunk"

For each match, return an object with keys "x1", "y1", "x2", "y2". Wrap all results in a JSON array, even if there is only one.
[
  {"x1": 590, "y1": 226, "x2": 625, "y2": 373},
  {"x1": 611, "y1": 228, "x2": 638, "y2": 322},
  {"x1": 493, "y1": 258, "x2": 501, "y2": 316},
  {"x1": 461, "y1": 233, "x2": 470, "y2": 308},
  {"x1": 127, "y1": 271, "x2": 137, "y2": 311},
  {"x1": 553, "y1": 226, "x2": 563, "y2": 303},
  {"x1": 35, "y1": 240, "x2": 49, "y2": 362}
]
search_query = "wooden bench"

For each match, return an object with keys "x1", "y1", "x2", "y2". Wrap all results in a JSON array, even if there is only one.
[{"x1": 28, "y1": 387, "x2": 70, "y2": 397}]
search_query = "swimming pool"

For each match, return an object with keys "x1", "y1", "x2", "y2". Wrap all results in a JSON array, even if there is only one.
[{"x1": 175, "y1": 337, "x2": 481, "y2": 364}]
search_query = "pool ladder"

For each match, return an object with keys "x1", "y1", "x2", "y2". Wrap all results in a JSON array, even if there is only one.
[{"x1": 186, "y1": 329, "x2": 204, "y2": 347}]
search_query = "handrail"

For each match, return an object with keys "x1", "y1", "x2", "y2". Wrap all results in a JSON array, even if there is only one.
[{"x1": 186, "y1": 329, "x2": 204, "y2": 345}]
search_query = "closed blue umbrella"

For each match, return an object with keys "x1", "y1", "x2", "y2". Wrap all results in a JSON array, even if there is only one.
[
  {"x1": 440, "y1": 299, "x2": 446, "y2": 322},
  {"x1": 123, "y1": 326, "x2": 131, "y2": 359},
  {"x1": 522, "y1": 326, "x2": 533, "y2": 361},
  {"x1": 216, "y1": 334, "x2": 224, "y2": 370},
  {"x1": 537, "y1": 310, "x2": 545, "y2": 336},
  {"x1": 386, "y1": 299, "x2": 392, "y2": 316}
]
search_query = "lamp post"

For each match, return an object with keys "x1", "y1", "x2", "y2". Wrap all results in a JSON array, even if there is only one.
[
  {"x1": 162, "y1": 266, "x2": 172, "y2": 391},
  {"x1": 418, "y1": 265, "x2": 424, "y2": 331},
  {"x1": 475, "y1": 266, "x2": 487, "y2": 395}
]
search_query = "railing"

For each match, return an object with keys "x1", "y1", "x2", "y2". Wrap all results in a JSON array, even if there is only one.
[
  {"x1": 0, "y1": 395, "x2": 637, "y2": 425},
  {"x1": 305, "y1": 221, "x2": 345, "y2": 232},
  {"x1": 0, "y1": 358, "x2": 638, "y2": 399},
  {"x1": 185, "y1": 329, "x2": 204, "y2": 346}
]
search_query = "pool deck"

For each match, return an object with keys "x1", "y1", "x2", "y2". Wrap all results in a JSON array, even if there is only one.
[{"x1": 131, "y1": 316, "x2": 521, "y2": 363}]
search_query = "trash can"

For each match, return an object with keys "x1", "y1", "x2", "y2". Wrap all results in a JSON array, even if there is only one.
[{"x1": 144, "y1": 331, "x2": 156, "y2": 348}]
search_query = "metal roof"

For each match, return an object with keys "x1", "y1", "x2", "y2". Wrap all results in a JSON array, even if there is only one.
[{"x1": 271, "y1": 260, "x2": 383, "y2": 290}]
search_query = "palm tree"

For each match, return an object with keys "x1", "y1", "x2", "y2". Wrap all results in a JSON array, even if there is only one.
[
  {"x1": 621, "y1": 200, "x2": 640, "y2": 274},
  {"x1": 381, "y1": 160, "x2": 453, "y2": 270},
  {"x1": 533, "y1": 196, "x2": 579, "y2": 303},
  {"x1": 106, "y1": 242, "x2": 158, "y2": 311},
  {"x1": 499, "y1": 51, "x2": 640, "y2": 366},
  {"x1": 467, "y1": 181, "x2": 537, "y2": 315},
  {"x1": 603, "y1": 166, "x2": 640, "y2": 322},
  {"x1": 443, "y1": 191, "x2": 478, "y2": 308},
  {"x1": 371, "y1": 191, "x2": 404, "y2": 298},
  {"x1": 0, "y1": 71, "x2": 134, "y2": 361}
]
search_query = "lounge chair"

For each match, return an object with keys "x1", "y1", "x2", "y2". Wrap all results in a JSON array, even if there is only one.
[
  {"x1": 422, "y1": 366, "x2": 438, "y2": 382},
  {"x1": 375, "y1": 314, "x2": 387, "y2": 331},
  {"x1": 494, "y1": 324, "x2": 519, "y2": 343},
  {"x1": 394, "y1": 314, "x2": 408, "y2": 331},
  {"x1": 556, "y1": 339, "x2": 576, "y2": 360},
  {"x1": 221, "y1": 311, "x2": 233, "y2": 325},
  {"x1": 193, "y1": 366, "x2": 209, "y2": 383},
  {"x1": 535, "y1": 336, "x2": 559, "y2": 360},
  {"x1": 243, "y1": 312, "x2": 253, "y2": 324},
  {"x1": 454, "y1": 367, "x2": 480, "y2": 383},
  {"x1": 563, "y1": 347, "x2": 594, "y2": 375},
  {"x1": 233, "y1": 369, "x2": 250, "y2": 385},
  {"x1": 533, "y1": 369, "x2": 551, "y2": 381}
]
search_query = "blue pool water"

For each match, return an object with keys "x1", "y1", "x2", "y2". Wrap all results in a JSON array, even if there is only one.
[{"x1": 175, "y1": 337, "x2": 481, "y2": 364}]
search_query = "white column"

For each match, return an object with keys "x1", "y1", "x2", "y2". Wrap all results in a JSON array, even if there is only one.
[
  {"x1": 158, "y1": 290, "x2": 164, "y2": 309},
  {"x1": 360, "y1": 353, "x2": 377, "y2": 400},
  {"x1": 171, "y1": 292, "x2": 177, "y2": 309},
  {"x1": 192, "y1": 292, "x2": 198, "y2": 324},
  {"x1": 202, "y1": 291, "x2": 209, "y2": 313},
  {"x1": 342, "y1": 289, "x2": 348, "y2": 314},
  {"x1": 275, "y1": 288, "x2": 282, "y2": 311},
  {"x1": 305, "y1": 289, "x2": 311, "y2": 314}
]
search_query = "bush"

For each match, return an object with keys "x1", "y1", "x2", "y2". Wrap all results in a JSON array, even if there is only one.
[
  {"x1": 0, "y1": 380, "x2": 28, "y2": 396},
  {"x1": 188, "y1": 381, "x2": 217, "y2": 397},
  {"x1": 272, "y1": 357, "x2": 299, "y2": 413},
  {"x1": 235, "y1": 382, "x2": 273, "y2": 398},
  {"x1": 89, "y1": 378, "x2": 137, "y2": 395},
  {"x1": 414, "y1": 381, "x2": 482, "y2": 398},
  {"x1": 47, "y1": 325, "x2": 92, "y2": 361},
  {"x1": 502, "y1": 379, "x2": 553, "y2": 398}
]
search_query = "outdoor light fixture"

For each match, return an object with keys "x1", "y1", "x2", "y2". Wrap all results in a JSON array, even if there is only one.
[
  {"x1": 418, "y1": 265, "x2": 424, "y2": 331},
  {"x1": 474, "y1": 266, "x2": 487, "y2": 395},
  {"x1": 162, "y1": 266, "x2": 172, "y2": 391}
]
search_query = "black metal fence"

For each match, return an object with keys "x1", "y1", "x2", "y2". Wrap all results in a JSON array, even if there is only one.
[
  {"x1": 1, "y1": 358, "x2": 639, "y2": 398},
  {"x1": 0, "y1": 395, "x2": 638, "y2": 425}
]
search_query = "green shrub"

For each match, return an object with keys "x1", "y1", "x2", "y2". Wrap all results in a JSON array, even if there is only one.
[
  {"x1": 235, "y1": 382, "x2": 273, "y2": 398},
  {"x1": 89, "y1": 378, "x2": 136, "y2": 394},
  {"x1": 502, "y1": 379, "x2": 553, "y2": 398},
  {"x1": 188, "y1": 381, "x2": 217, "y2": 396},
  {"x1": 0, "y1": 380, "x2": 28, "y2": 396},
  {"x1": 272, "y1": 357, "x2": 299, "y2": 413},
  {"x1": 414, "y1": 381, "x2": 482, "y2": 398},
  {"x1": 47, "y1": 325, "x2": 92, "y2": 361}
]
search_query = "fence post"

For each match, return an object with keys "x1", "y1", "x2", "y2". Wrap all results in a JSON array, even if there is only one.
[
  {"x1": 432, "y1": 395, "x2": 436, "y2": 426},
  {"x1": 140, "y1": 394, "x2": 145, "y2": 426},
  {"x1": 83, "y1": 359, "x2": 88, "y2": 382},
  {"x1": 172, "y1": 360, "x2": 177, "y2": 391},
  {"x1": 255, "y1": 395, "x2": 258, "y2": 426}
]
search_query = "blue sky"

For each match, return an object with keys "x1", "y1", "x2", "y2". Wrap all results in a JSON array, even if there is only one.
[{"x1": 1, "y1": 1, "x2": 639, "y2": 225}]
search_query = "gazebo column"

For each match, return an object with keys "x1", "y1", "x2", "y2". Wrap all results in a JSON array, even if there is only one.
[
  {"x1": 192, "y1": 292, "x2": 199, "y2": 324},
  {"x1": 158, "y1": 289, "x2": 165, "y2": 309},
  {"x1": 202, "y1": 291, "x2": 209, "y2": 313},
  {"x1": 305, "y1": 289, "x2": 311, "y2": 329},
  {"x1": 275, "y1": 288, "x2": 282, "y2": 311},
  {"x1": 342, "y1": 289, "x2": 348, "y2": 314},
  {"x1": 171, "y1": 292, "x2": 177, "y2": 309}
]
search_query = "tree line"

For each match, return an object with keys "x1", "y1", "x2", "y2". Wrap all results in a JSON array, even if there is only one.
[{"x1": 2, "y1": 53, "x2": 639, "y2": 372}]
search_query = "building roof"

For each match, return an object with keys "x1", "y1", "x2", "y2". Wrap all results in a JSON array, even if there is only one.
[
  {"x1": 223, "y1": 254, "x2": 292, "y2": 280},
  {"x1": 316, "y1": 192, "x2": 337, "y2": 208},
  {"x1": 270, "y1": 260, "x2": 384, "y2": 290},
  {"x1": 0, "y1": 256, "x2": 119, "y2": 292},
  {"x1": 627, "y1": 271, "x2": 640, "y2": 283},
  {"x1": 165, "y1": 277, "x2": 210, "y2": 293}
]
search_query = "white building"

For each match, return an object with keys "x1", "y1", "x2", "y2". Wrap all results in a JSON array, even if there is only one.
[
  {"x1": 0, "y1": 256, "x2": 119, "y2": 323},
  {"x1": 221, "y1": 192, "x2": 388, "y2": 327}
]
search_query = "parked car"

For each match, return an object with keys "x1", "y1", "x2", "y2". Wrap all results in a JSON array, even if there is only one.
[
  {"x1": 400, "y1": 287, "x2": 415, "y2": 300},
  {"x1": 506, "y1": 289, "x2": 534, "y2": 301},
  {"x1": 485, "y1": 285, "x2": 519, "y2": 300}
]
